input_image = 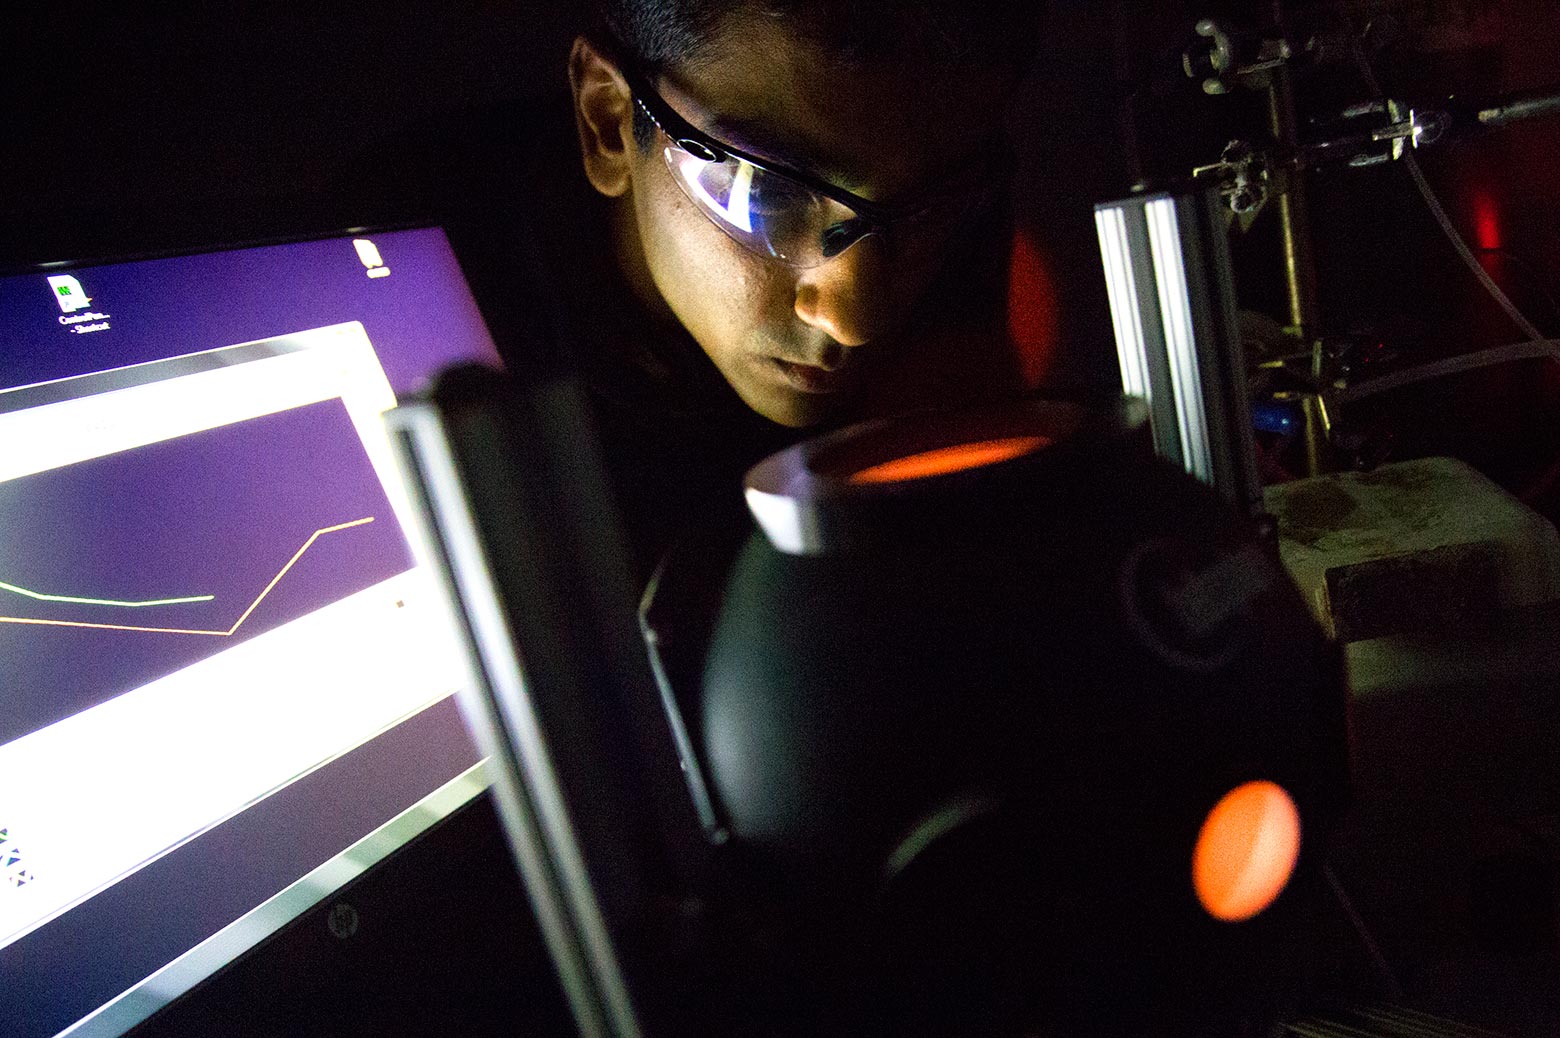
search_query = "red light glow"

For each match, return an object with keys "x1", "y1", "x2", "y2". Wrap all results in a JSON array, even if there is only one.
[
  {"x1": 1192, "y1": 780, "x2": 1301, "y2": 923},
  {"x1": 1472, "y1": 190, "x2": 1502, "y2": 252},
  {"x1": 847, "y1": 436, "x2": 1047, "y2": 484},
  {"x1": 1007, "y1": 229, "x2": 1060, "y2": 389}
]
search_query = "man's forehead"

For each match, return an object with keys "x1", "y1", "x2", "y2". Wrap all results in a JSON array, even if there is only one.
[
  {"x1": 702, "y1": 111, "x2": 872, "y2": 190},
  {"x1": 664, "y1": 17, "x2": 1015, "y2": 197}
]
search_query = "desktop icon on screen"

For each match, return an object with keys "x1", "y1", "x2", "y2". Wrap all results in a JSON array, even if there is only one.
[
  {"x1": 47, "y1": 275, "x2": 93, "y2": 313},
  {"x1": 1, "y1": 829, "x2": 31, "y2": 888},
  {"x1": 353, "y1": 239, "x2": 390, "y2": 279}
]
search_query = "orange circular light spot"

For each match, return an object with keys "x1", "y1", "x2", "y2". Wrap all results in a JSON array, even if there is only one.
[
  {"x1": 847, "y1": 436, "x2": 1047, "y2": 485},
  {"x1": 1192, "y1": 780, "x2": 1301, "y2": 923}
]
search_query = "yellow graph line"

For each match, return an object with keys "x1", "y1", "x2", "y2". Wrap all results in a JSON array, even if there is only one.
[{"x1": 0, "y1": 517, "x2": 376, "y2": 637}]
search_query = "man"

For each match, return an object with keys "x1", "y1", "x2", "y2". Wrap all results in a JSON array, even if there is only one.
[
  {"x1": 340, "y1": 2, "x2": 1050, "y2": 578},
  {"x1": 549, "y1": 0, "x2": 1050, "y2": 575},
  {"x1": 554, "y1": 10, "x2": 1066, "y2": 1029}
]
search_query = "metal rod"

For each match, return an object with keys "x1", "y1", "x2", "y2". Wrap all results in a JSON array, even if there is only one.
[
  {"x1": 1267, "y1": 63, "x2": 1321, "y2": 340},
  {"x1": 1477, "y1": 86, "x2": 1560, "y2": 129},
  {"x1": 1267, "y1": 1, "x2": 1326, "y2": 474}
]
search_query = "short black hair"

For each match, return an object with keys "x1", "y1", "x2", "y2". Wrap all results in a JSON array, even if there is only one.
[
  {"x1": 601, "y1": 0, "x2": 1042, "y2": 70},
  {"x1": 601, "y1": 0, "x2": 1043, "y2": 148}
]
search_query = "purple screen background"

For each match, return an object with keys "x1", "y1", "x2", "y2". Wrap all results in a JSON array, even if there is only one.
[
  {"x1": 0, "y1": 399, "x2": 413, "y2": 745},
  {"x1": 0, "y1": 227, "x2": 499, "y2": 398},
  {"x1": 0, "y1": 228, "x2": 495, "y2": 1038}
]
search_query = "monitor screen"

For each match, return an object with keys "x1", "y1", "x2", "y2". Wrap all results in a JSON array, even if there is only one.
[{"x1": 0, "y1": 228, "x2": 500, "y2": 1038}]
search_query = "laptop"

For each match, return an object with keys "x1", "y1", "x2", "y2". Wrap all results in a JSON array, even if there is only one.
[{"x1": 0, "y1": 226, "x2": 504, "y2": 1038}]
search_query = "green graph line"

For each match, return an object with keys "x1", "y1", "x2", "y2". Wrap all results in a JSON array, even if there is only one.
[
  {"x1": 0, "y1": 580, "x2": 214, "y2": 609},
  {"x1": 0, "y1": 517, "x2": 374, "y2": 637}
]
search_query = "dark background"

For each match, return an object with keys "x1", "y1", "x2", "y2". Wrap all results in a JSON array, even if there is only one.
[
  {"x1": 6, "y1": 2, "x2": 1560, "y2": 1035},
  {"x1": 1, "y1": 2, "x2": 583, "y2": 260}
]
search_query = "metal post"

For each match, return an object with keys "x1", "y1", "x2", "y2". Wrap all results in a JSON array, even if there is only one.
[{"x1": 1266, "y1": 0, "x2": 1327, "y2": 475}]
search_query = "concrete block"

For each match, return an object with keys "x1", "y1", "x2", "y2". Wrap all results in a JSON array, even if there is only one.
[{"x1": 1263, "y1": 456, "x2": 1560, "y2": 642}]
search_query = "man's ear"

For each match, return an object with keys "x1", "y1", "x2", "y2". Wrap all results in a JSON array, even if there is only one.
[{"x1": 569, "y1": 35, "x2": 636, "y2": 198}]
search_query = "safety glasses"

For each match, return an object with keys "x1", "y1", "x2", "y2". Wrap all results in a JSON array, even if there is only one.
[{"x1": 622, "y1": 63, "x2": 993, "y2": 269}]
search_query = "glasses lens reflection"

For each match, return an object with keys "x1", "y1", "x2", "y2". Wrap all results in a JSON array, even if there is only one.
[{"x1": 664, "y1": 146, "x2": 851, "y2": 267}]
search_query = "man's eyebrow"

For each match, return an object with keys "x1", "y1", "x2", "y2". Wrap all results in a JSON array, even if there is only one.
[{"x1": 704, "y1": 113, "x2": 870, "y2": 191}]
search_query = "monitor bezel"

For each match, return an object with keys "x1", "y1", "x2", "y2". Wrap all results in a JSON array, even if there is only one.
[{"x1": 1, "y1": 223, "x2": 500, "y2": 1038}]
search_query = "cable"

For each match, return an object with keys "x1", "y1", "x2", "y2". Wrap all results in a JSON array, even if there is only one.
[
  {"x1": 1398, "y1": 151, "x2": 1547, "y2": 342},
  {"x1": 1323, "y1": 862, "x2": 1406, "y2": 1002},
  {"x1": 1339, "y1": 33, "x2": 1560, "y2": 501},
  {"x1": 1474, "y1": 248, "x2": 1560, "y2": 328},
  {"x1": 1331, "y1": 335, "x2": 1560, "y2": 500},
  {"x1": 1349, "y1": 38, "x2": 1547, "y2": 344},
  {"x1": 1332, "y1": 337, "x2": 1560, "y2": 405}
]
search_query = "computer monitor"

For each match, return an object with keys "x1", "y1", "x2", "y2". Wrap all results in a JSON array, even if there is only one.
[{"x1": 0, "y1": 227, "x2": 500, "y2": 1038}]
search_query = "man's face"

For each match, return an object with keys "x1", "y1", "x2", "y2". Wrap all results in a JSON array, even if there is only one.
[{"x1": 580, "y1": 17, "x2": 1015, "y2": 428}]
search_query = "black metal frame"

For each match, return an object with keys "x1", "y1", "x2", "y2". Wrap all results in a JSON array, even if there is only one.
[{"x1": 387, "y1": 367, "x2": 715, "y2": 1038}]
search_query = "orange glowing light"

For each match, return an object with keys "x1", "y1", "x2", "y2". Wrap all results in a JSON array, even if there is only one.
[
  {"x1": 1192, "y1": 780, "x2": 1301, "y2": 923},
  {"x1": 846, "y1": 436, "x2": 1047, "y2": 485}
]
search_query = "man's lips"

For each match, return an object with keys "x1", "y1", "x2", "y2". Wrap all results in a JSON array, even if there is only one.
[{"x1": 765, "y1": 356, "x2": 853, "y2": 394}]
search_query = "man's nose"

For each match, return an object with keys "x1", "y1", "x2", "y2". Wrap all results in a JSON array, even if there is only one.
[{"x1": 792, "y1": 237, "x2": 893, "y2": 348}]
